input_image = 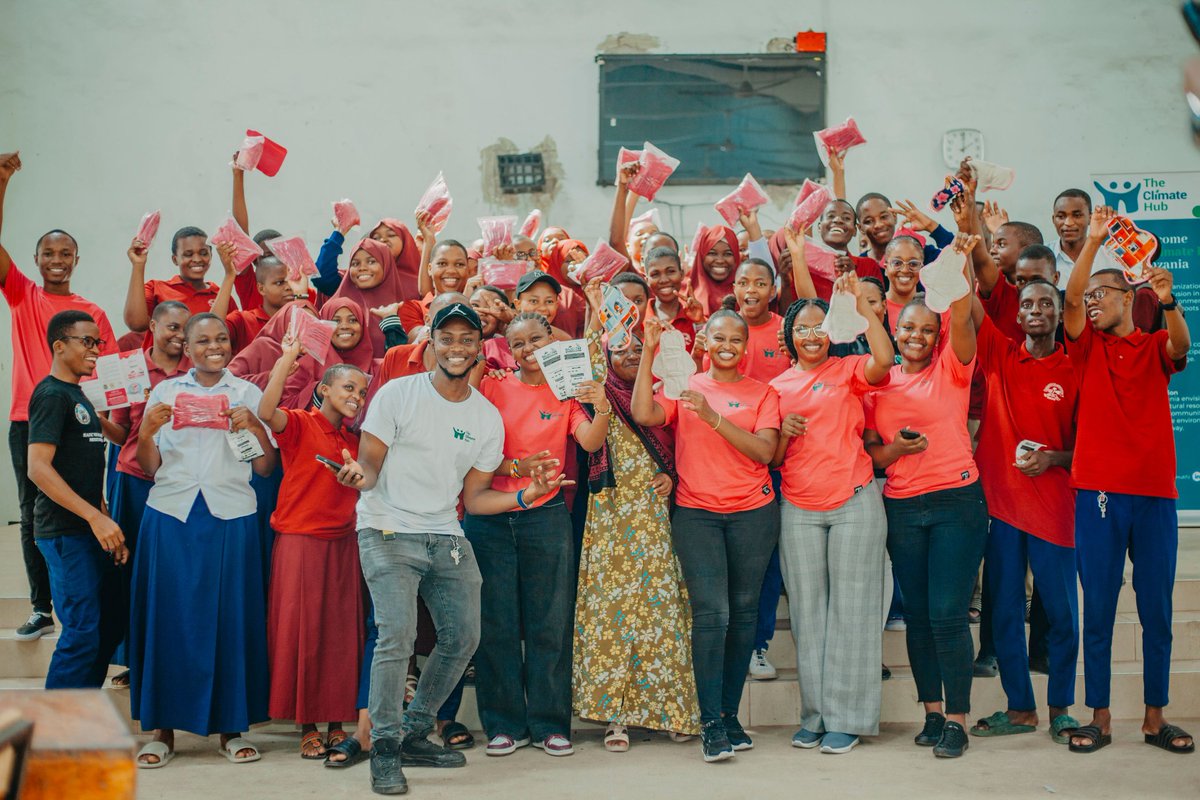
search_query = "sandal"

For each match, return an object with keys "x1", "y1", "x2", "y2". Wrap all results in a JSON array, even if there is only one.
[
  {"x1": 604, "y1": 724, "x2": 630, "y2": 753},
  {"x1": 110, "y1": 669, "x2": 130, "y2": 688},
  {"x1": 404, "y1": 670, "x2": 419, "y2": 708},
  {"x1": 968, "y1": 606, "x2": 982, "y2": 624},
  {"x1": 668, "y1": 731, "x2": 695, "y2": 743},
  {"x1": 440, "y1": 721, "x2": 475, "y2": 750},
  {"x1": 326, "y1": 729, "x2": 348, "y2": 750},
  {"x1": 324, "y1": 736, "x2": 367, "y2": 768},
  {"x1": 300, "y1": 730, "x2": 326, "y2": 759},
  {"x1": 1068, "y1": 725, "x2": 1112, "y2": 754},
  {"x1": 136, "y1": 740, "x2": 174, "y2": 769},
  {"x1": 970, "y1": 711, "x2": 1036, "y2": 737},
  {"x1": 1144, "y1": 723, "x2": 1195, "y2": 754},
  {"x1": 219, "y1": 736, "x2": 261, "y2": 764},
  {"x1": 1050, "y1": 714, "x2": 1080, "y2": 745}
]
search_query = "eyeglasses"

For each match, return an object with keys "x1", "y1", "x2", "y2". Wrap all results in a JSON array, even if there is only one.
[
  {"x1": 58, "y1": 335, "x2": 106, "y2": 350},
  {"x1": 1082, "y1": 286, "x2": 1132, "y2": 303},
  {"x1": 514, "y1": 250, "x2": 538, "y2": 260},
  {"x1": 886, "y1": 259, "x2": 922, "y2": 272},
  {"x1": 792, "y1": 325, "x2": 829, "y2": 339}
]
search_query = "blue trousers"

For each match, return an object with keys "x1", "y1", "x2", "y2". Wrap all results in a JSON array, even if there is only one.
[
  {"x1": 985, "y1": 519, "x2": 1078, "y2": 711},
  {"x1": 753, "y1": 470, "x2": 784, "y2": 651},
  {"x1": 1075, "y1": 490, "x2": 1176, "y2": 709},
  {"x1": 36, "y1": 534, "x2": 123, "y2": 689}
]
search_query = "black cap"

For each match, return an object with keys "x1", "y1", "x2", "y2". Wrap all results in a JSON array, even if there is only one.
[
  {"x1": 430, "y1": 302, "x2": 483, "y2": 332},
  {"x1": 515, "y1": 269, "x2": 561, "y2": 296}
]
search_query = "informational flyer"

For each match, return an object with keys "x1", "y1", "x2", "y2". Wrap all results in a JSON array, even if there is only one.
[
  {"x1": 534, "y1": 339, "x2": 593, "y2": 401},
  {"x1": 79, "y1": 351, "x2": 152, "y2": 411},
  {"x1": 1090, "y1": 171, "x2": 1200, "y2": 512}
]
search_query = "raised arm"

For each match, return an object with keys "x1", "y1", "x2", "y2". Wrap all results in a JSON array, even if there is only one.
[
  {"x1": 1148, "y1": 266, "x2": 1191, "y2": 360},
  {"x1": 0, "y1": 151, "x2": 20, "y2": 284},
  {"x1": 232, "y1": 161, "x2": 249, "y2": 234},
  {"x1": 1064, "y1": 207, "x2": 1113, "y2": 341},
  {"x1": 122, "y1": 238, "x2": 152, "y2": 332},
  {"x1": 416, "y1": 211, "x2": 436, "y2": 298},
  {"x1": 784, "y1": 226, "x2": 817, "y2": 299},
  {"x1": 949, "y1": 233, "x2": 980, "y2": 365},
  {"x1": 259, "y1": 335, "x2": 303, "y2": 433},
  {"x1": 608, "y1": 163, "x2": 637, "y2": 258},
  {"x1": 952, "y1": 184, "x2": 1000, "y2": 294},
  {"x1": 210, "y1": 242, "x2": 239, "y2": 321},
  {"x1": 631, "y1": 317, "x2": 668, "y2": 427},
  {"x1": 837, "y1": 273, "x2": 894, "y2": 382},
  {"x1": 827, "y1": 148, "x2": 847, "y2": 201}
]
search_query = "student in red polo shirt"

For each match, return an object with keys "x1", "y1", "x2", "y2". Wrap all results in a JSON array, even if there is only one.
[
  {"x1": 967, "y1": 280, "x2": 1081, "y2": 745},
  {"x1": 218, "y1": 256, "x2": 294, "y2": 355},
  {"x1": 123, "y1": 225, "x2": 223, "y2": 344},
  {"x1": 644, "y1": 246, "x2": 704, "y2": 352},
  {"x1": 0, "y1": 151, "x2": 118, "y2": 640},
  {"x1": 260, "y1": 334, "x2": 369, "y2": 760},
  {"x1": 1063, "y1": 207, "x2": 1194, "y2": 755}
]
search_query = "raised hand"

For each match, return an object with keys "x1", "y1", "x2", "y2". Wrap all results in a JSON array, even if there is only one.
[
  {"x1": 1146, "y1": 266, "x2": 1175, "y2": 303},
  {"x1": 889, "y1": 199, "x2": 936, "y2": 233},
  {"x1": 216, "y1": 241, "x2": 238, "y2": 277},
  {"x1": 128, "y1": 237, "x2": 149, "y2": 270},
  {"x1": 679, "y1": 388, "x2": 717, "y2": 427},
  {"x1": 575, "y1": 379, "x2": 611, "y2": 412},
  {"x1": 642, "y1": 315, "x2": 666, "y2": 350},
  {"x1": 981, "y1": 200, "x2": 1008, "y2": 234},
  {"x1": 583, "y1": 276, "x2": 605, "y2": 312},
  {"x1": 370, "y1": 302, "x2": 402, "y2": 320},
  {"x1": 0, "y1": 151, "x2": 21, "y2": 183},
  {"x1": 1087, "y1": 206, "x2": 1115, "y2": 240}
]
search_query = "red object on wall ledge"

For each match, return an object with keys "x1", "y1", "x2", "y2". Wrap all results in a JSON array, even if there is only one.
[{"x1": 795, "y1": 31, "x2": 826, "y2": 53}]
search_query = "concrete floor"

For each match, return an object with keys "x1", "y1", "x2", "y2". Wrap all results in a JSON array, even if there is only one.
[{"x1": 135, "y1": 723, "x2": 1200, "y2": 800}]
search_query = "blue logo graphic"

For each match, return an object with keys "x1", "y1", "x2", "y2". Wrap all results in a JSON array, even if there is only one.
[{"x1": 1094, "y1": 179, "x2": 1141, "y2": 214}]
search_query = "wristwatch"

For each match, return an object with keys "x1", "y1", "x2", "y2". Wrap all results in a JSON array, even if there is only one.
[{"x1": 1162, "y1": 295, "x2": 1179, "y2": 311}]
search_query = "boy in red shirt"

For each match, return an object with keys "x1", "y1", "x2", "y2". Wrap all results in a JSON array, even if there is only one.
[
  {"x1": 0, "y1": 152, "x2": 118, "y2": 639},
  {"x1": 969, "y1": 280, "x2": 1081, "y2": 744},
  {"x1": 1063, "y1": 207, "x2": 1193, "y2": 755},
  {"x1": 123, "y1": 225, "x2": 223, "y2": 344}
]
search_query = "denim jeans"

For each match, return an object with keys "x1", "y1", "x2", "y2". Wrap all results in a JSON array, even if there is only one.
[
  {"x1": 671, "y1": 502, "x2": 779, "y2": 723},
  {"x1": 464, "y1": 501, "x2": 574, "y2": 740},
  {"x1": 36, "y1": 533, "x2": 123, "y2": 688},
  {"x1": 10, "y1": 421, "x2": 52, "y2": 614},
  {"x1": 357, "y1": 528, "x2": 481, "y2": 744},
  {"x1": 885, "y1": 481, "x2": 988, "y2": 715}
]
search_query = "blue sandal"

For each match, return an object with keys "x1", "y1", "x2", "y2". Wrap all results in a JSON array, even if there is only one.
[{"x1": 324, "y1": 736, "x2": 367, "y2": 768}]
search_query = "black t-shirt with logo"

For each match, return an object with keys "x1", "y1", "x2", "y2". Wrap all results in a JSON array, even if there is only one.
[{"x1": 27, "y1": 376, "x2": 106, "y2": 538}]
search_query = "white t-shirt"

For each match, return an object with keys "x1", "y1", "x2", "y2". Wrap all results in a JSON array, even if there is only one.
[
  {"x1": 356, "y1": 373, "x2": 504, "y2": 535},
  {"x1": 1053, "y1": 238, "x2": 1121, "y2": 289}
]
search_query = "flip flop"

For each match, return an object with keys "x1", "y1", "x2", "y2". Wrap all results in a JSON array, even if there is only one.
[
  {"x1": 440, "y1": 721, "x2": 475, "y2": 751},
  {"x1": 604, "y1": 725, "x2": 630, "y2": 753},
  {"x1": 136, "y1": 740, "x2": 174, "y2": 769},
  {"x1": 1144, "y1": 724, "x2": 1195, "y2": 754},
  {"x1": 219, "y1": 736, "x2": 261, "y2": 764},
  {"x1": 1068, "y1": 725, "x2": 1112, "y2": 753},
  {"x1": 324, "y1": 736, "x2": 366, "y2": 768},
  {"x1": 970, "y1": 711, "x2": 1036, "y2": 737},
  {"x1": 1050, "y1": 714, "x2": 1080, "y2": 745}
]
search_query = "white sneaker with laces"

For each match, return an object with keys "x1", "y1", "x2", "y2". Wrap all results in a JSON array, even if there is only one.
[{"x1": 747, "y1": 649, "x2": 776, "y2": 681}]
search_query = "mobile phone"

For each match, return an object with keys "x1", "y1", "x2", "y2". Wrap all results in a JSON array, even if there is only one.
[
  {"x1": 315, "y1": 454, "x2": 344, "y2": 470},
  {"x1": 899, "y1": 429, "x2": 921, "y2": 440},
  {"x1": 1014, "y1": 439, "x2": 1046, "y2": 462}
]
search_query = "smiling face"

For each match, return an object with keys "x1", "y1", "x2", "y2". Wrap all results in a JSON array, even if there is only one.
[
  {"x1": 818, "y1": 200, "x2": 856, "y2": 249},
  {"x1": 320, "y1": 368, "x2": 370, "y2": 419},
  {"x1": 539, "y1": 226, "x2": 568, "y2": 254},
  {"x1": 149, "y1": 307, "x2": 189, "y2": 358},
  {"x1": 172, "y1": 235, "x2": 212, "y2": 283},
  {"x1": 431, "y1": 318, "x2": 481, "y2": 379},
  {"x1": 185, "y1": 317, "x2": 232, "y2": 374},
  {"x1": 705, "y1": 315, "x2": 748, "y2": 370},
  {"x1": 645, "y1": 255, "x2": 684, "y2": 305},
  {"x1": 895, "y1": 304, "x2": 939, "y2": 366},
  {"x1": 1083, "y1": 273, "x2": 1133, "y2": 332},
  {"x1": 1017, "y1": 283, "x2": 1061, "y2": 337},
  {"x1": 627, "y1": 221, "x2": 658, "y2": 267},
  {"x1": 349, "y1": 247, "x2": 385, "y2": 289},
  {"x1": 703, "y1": 237, "x2": 736, "y2": 282},
  {"x1": 791, "y1": 304, "x2": 831, "y2": 367},
  {"x1": 513, "y1": 235, "x2": 539, "y2": 268},
  {"x1": 506, "y1": 317, "x2": 552, "y2": 375},
  {"x1": 858, "y1": 198, "x2": 897, "y2": 249},
  {"x1": 54, "y1": 320, "x2": 102, "y2": 378},
  {"x1": 36, "y1": 232, "x2": 79, "y2": 287},
  {"x1": 609, "y1": 338, "x2": 643, "y2": 382},
  {"x1": 884, "y1": 239, "x2": 923, "y2": 299},
  {"x1": 470, "y1": 288, "x2": 504, "y2": 337},
  {"x1": 516, "y1": 282, "x2": 559, "y2": 324},
  {"x1": 330, "y1": 306, "x2": 364, "y2": 351},
  {"x1": 370, "y1": 223, "x2": 405, "y2": 258},
  {"x1": 860, "y1": 280, "x2": 886, "y2": 323},
  {"x1": 733, "y1": 262, "x2": 775, "y2": 323},
  {"x1": 431, "y1": 243, "x2": 470, "y2": 294},
  {"x1": 1052, "y1": 196, "x2": 1090, "y2": 247}
]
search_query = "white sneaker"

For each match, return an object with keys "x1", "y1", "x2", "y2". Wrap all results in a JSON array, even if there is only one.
[
  {"x1": 885, "y1": 616, "x2": 907, "y2": 632},
  {"x1": 747, "y1": 649, "x2": 776, "y2": 681}
]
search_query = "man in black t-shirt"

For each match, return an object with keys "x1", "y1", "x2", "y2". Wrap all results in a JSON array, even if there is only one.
[{"x1": 27, "y1": 310, "x2": 127, "y2": 688}]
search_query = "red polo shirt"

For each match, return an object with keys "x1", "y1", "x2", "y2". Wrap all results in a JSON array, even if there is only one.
[
  {"x1": 1069, "y1": 322, "x2": 1182, "y2": 498},
  {"x1": 141, "y1": 275, "x2": 223, "y2": 346},
  {"x1": 378, "y1": 339, "x2": 431, "y2": 382},
  {"x1": 226, "y1": 307, "x2": 272, "y2": 355},
  {"x1": 270, "y1": 408, "x2": 360, "y2": 538},
  {"x1": 649, "y1": 299, "x2": 696, "y2": 352},
  {"x1": 806, "y1": 255, "x2": 883, "y2": 302},
  {"x1": 975, "y1": 318, "x2": 1077, "y2": 546},
  {"x1": 399, "y1": 295, "x2": 434, "y2": 333},
  {"x1": 980, "y1": 277, "x2": 1024, "y2": 342},
  {"x1": 110, "y1": 350, "x2": 188, "y2": 480}
]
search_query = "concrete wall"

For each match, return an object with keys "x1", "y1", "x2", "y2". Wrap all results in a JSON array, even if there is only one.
[{"x1": 0, "y1": 0, "x2": 1196, "y2": 519}]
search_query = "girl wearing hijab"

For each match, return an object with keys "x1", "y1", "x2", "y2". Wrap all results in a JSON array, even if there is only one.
[
  {"x1": 330, "y1": 238, "x2": 407, "y2": 358},
  {"x1": 313, "y1": 218, "x2": 422, "y2": 300},
  {"x1": 228, "y1": 299, "x2": 322, "y2": 392},
  {"x1": 689, "y1": 225, "x2": 742, "y2": 317},
  {"x1": 538, "y1": 238, "x2": 590, "y2": 338},
  {"x1": 281, "y1": 297, "x2": 378, "y2": 412}
]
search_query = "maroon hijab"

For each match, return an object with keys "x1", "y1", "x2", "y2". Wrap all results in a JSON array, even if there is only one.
[
  {"x1": 281, "y1": 297, "x2": 378, "y2": 409},
  {"x1": 330, "y1": 238, "x2": 403, "y2": 358},
  {"x1": 689, "y1": 224, "x2": 741, "y2": 316},
  {"x1": 375, "y1": 218, "x2": 421, "y2": 299},
  {"x1": 227, "y1": 299, "x2": 319, "y2": 390}
]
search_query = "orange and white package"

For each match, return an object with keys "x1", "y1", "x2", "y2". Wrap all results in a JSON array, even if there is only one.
[
  {"x1": 209, "y1": 217, "x2": 264, "y2": 274},
  {"x1": 172, "y1": 392, "x2": 230, "y2": 430},
  {"x1": 135, "y1": 210, "x2": 161, "y2": 250},
  {"x1": 232, "y1": 134, "x2": 265, "y2": 171},
  {"x1": 479, "y1": 257, "x2": 529, "y2": 291},
  {"x1": 569, "y1": 239, "x2": 630, "y2": 285},
  {"x1": 1103, "y1": 215, "x2": 1158, "y2": 285},
  {"x1": 288, "y1": 306, "x2": 336, "y2": 363},
  {"x1": 519, "y1": 209, "x2": 543, "y2": 240},
  {"x1": 802, "y1": 237, "x2": 840, "y2": 283},
  {"x1": 715, "y1": 173, "x2": 770, "y2": 227}
]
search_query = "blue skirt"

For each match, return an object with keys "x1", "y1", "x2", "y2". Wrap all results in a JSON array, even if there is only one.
[
  {"x1": 129, "y1": 494, "x2": 269, "y2": 735},
  {"x1": 110, "y1": 471, "x2": 153, "y2": 667},
  {"x1": 251, "y1": 464, "x2": 281, "y2": 596}
]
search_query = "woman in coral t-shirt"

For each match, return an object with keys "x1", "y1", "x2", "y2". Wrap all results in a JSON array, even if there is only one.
[
  {"x1": 769, "y1": 275, "x2": 894, "y2": 755},
  {"x1": 632, "y1": 310, "x2": 780, "y2": 763},
  {"x1": 862, "y1": 235, "x2": 988, "y2": 759}
]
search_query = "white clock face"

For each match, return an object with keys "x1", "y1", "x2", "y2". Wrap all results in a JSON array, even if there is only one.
[{"x1": 942, "y1": 128, "x2": 984, "y2": 169}]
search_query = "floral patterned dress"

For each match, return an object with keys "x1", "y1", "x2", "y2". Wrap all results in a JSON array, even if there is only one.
[{"x1": 571, "y1": 347, "x2": 700, "y2": 734}]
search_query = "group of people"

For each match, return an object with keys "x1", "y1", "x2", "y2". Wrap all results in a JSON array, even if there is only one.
[{"x1": 2, "y1": 140, "x2": 1194, "y2": 797}]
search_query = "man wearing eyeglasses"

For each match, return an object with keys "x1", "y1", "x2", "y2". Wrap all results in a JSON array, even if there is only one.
[
  {"x1": 1062, "y1": 205, "x2": 1194, "y2": 755},
  {"x1": 25, "y1": 310, "x2": 127, "y2": 689},
  {"x1": 0, "y1": 152, "x2": 118, "y2": 642}
]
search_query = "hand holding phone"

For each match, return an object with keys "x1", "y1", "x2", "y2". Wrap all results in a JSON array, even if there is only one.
[{"x1": 315, "y1": 454, "x2": 344, "y2": 471}]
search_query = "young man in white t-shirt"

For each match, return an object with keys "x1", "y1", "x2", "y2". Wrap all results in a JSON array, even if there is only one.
[{"x1": 336, "y1": 302, "x2": 569, "y2": 796}]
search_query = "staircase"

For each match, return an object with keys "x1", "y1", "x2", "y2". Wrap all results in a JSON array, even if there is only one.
[{"x1": 2, "y1": 524, "x2": 1198, "y2": 731}]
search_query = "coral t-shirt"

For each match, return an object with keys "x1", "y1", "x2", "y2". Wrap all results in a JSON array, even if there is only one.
[
  {"x1": 659, "y1": 372, "x2": 780, "y2": 513},
  {"x1": 771, "y1": 355, "x2": 884, "y2": 511},
  {"x1": 732, "y1": 313, "x2": 789, "y2": 384},
  {"x1": 869, "y1": 350, "x2": 978, "y2": 499},
  {"x1": 2, "y1": 261, "x2": 118, "y2": 420},
  {"x1": 480, "y1": 375, "x2": 587, "y2": 509},
  {"x1": 975, "y1": 318, "x2": 1077, "y2": 546},
  {"x1": 270, "y1": 408, "x2": 361, "y2": 538}
]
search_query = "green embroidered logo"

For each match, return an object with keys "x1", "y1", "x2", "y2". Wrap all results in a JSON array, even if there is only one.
[
  {"x1": 763, "y1": 348, "x2": 776, "y2": 358},
  {"x1": 538, "y1": 410, "x2": 563, "y2": 421},
  {"x1": 727, "y1": 401, "x2": 742, "y2": 408},
  {"x1": 452, "y1": 427, "x2": 476, "y2": 442}
]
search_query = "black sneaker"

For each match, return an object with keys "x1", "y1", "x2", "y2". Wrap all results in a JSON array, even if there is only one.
[
  {"x1": 722, "y1": 714, "x2": 753, "y2": 751},
  {"x1": 882, "y1": 664, "x2": 892, "y2": 681},
  {"x1": 933, "y1": 721, "x2": 969, "y2": 758},
  {"x1": 400, "y1": 734, "x2": 466, "y2": 768},
  {"x1": 370, "y1": 738, "x2": 408, "y2": 795},
  {"x1": 914, "y1": 712, "x2": 945, "y2": 746},
  {"x1": 15, "y1": 612, "x2": 54, "y2": 641},
  {"x1": 700, "y1": 719, "x2": 734, "y2": 762},
  {"x1": 973, "y1": 654, "x2": 998, "y2": 677}
]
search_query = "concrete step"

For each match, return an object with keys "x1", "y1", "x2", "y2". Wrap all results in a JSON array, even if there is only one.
[{"x1": 0, "y1": 596, "x2": 55, "y2": 629}]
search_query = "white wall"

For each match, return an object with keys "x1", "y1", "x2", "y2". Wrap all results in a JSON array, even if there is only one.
[{"x1": 0, "y1": 0, "x2": 1196, "y2": 519}]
